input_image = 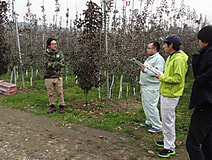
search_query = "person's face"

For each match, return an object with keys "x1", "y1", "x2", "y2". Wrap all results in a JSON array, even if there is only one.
[
  {"x1": 198, "y1": 40, "x2": 208, "y2": 49},
  {"x1": 146, "y1": 43, "x2": 156, "y2": 56},
  {"x1": 48, "y1": 40, "x2": 57, "y2": 52},
  {"x1": 163, "y1": 42, "x2": 172, "y2": 54}
]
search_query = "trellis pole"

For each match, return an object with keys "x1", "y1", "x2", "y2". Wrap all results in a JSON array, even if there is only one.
[
  {"x1": 12, "y1": 0, "x2": 25, "y2": 88},
  {"x1": 103, "y1": 0, "x2": 110, "y2": 99}
]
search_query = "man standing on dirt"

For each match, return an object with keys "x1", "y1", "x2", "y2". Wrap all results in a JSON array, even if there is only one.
[
  {"x1": 139, "y1": 41, "x2": 165, "y2": 133},
  {"x1": 44, "y1": 38, "x2": 66, "y2": 114},
  {"x1": 186, "y1": 26, "x2": 212, "y2": 160},
  {"x1": 155, "y1": 34, "x2": 188, "y2": 158}
]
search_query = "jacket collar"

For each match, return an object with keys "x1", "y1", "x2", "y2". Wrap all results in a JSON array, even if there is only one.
[
  {"x1": 199, "y1": 45, "x2": 212, "y2": 54},
  {"x1": 170, "y1": 50, "x2": 181, "y2": 57},
  {"x1": 46, "y1": 48, "x2": 58, "y2": 54},
  {"x1": 149, "y1": 52, "x2": 159, "y2": 58}
]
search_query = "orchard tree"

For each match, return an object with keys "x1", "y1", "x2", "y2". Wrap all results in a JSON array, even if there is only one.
[
  {"x1": 0, "y1": 1, "x2": 10, "y2": 79},
  {"x1": 72, "y1": 0, "x2": 103, "y2": 104}
]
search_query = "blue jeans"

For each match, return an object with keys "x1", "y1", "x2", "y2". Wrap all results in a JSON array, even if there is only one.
[{"x1": 186, "y1": 106, "x2": 212, "y2": 160}]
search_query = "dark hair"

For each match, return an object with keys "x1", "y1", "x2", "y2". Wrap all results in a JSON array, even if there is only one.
[
  {"x1": 152, "y1": 41, "x2": 160, "y2": 52},
  {"x1": 165, "y1": 42, "x2": 180, "y2": 51},
  {"x1": 198, "y1": 26, "x2": 212, "y2": 45},
  {"x1": 164, "y1": 34, "x2": 181, "y2": 51},
  {"x1": 46, "y1": 38, "x2": 56, "y2": 49}
]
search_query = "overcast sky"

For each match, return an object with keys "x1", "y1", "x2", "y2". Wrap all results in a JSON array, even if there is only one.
[{"x1": 11, "y1": 0, "x2": 212, "y2": 26}]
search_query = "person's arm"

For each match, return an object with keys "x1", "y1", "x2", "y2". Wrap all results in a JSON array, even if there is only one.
[
  {"x1": 56, "y1": 51, "x2": 65, "y2": 67},
  {"x1": 155, "y1": 58, "x2": 165, "y2": 73},
  {"x1": 44, "y1": 51, "x2": 65, "y2": 70},
  {"x1": 195, "y1": 53, "x2": 212, "y2": 87},
  {"x1": 44, "y1": 53, "x2": 56, "y2": 69},
  {"x1": 158, "y1": 58, "x2": 186, "y2": 84}
]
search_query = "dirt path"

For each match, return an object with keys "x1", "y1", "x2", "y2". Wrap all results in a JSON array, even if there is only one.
[{"x1": 0, "y1": 107, "x2": 189, "y2": 160}]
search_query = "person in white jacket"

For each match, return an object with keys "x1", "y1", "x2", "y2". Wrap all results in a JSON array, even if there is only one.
[{"x1": 139, "y1": 41, "x2": 165, "y2": 133}]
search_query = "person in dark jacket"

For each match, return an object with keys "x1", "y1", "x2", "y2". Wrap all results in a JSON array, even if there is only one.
[
  {"x1": 44, "y1": 38, "x2": 65, "y2": 114},
  {"x1": 186, "y1": 26, "x2": 212, "y2": 160}
]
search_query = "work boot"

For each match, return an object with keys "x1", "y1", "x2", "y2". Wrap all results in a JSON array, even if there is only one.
[
  {"x1": 59, "y1": 105, "x2": 65, "y2": 114},
  {"x1": 47, "y1": 104, "x2": 56, "y2": 114}
]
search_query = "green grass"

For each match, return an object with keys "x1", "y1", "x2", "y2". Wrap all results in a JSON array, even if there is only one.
[{"x1": 0, "y1": 70, "x2": 194, "y2": 157}]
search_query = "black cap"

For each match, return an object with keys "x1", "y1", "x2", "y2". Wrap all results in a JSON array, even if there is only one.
[
  {"x1": 164, "y1": 34, "x2": 181, "y2": 46},
  {"x1": 46, "y1": 38, "x2": 56, "y2": 49},
  {"x1": 198, "y1": 26, "x2": 212, "y2": 45}
]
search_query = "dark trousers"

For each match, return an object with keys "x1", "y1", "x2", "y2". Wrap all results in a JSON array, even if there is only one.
[{"x1": 186, "y1": 106, "x2": 212, "y2": 160}]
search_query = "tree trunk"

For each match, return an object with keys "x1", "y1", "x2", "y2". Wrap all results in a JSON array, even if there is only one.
[
  {"x1": 133, "y1": 87, "x2": 136, "y2": 96},
  {"x1": 103, "y1": 0, "x2": 109, "y2": 99},
  {"x1": 16, "y1": 67, "x2": 18, "y2": 80},
  {"x1": 109, "y1": 74, "x2": 115, "y2": 99},
  {"x1": 26, "y1": 69, "x2": 28, "y2": 77},
  {"x1": 133, "y1": 76, "x2": 137, "y2": 96},
  {"x1": 30, "y1": 67, "x2": 33, "y2": 87},
  {"x1": 98, "y1": 71, "x2": 101, "y2": 99},
  {"x1": 75, "y1": 75, "x2": 78, "y2": 85},
  {"x1": 14, "y1": 12, "x2": 25, "y2": 88},
  {"x1": 126, "y1": 83, "x2": 129, "y2": 98},
  {"x1": 14, "y1": 67, "x2": 17, "y2": 85},
  {"x1": 10, "y1": 68, "x2": 13, "y2": 83},
  {"x1": 36, "y1": 69, "x2": 38, "y2": 77},
  {"x1": 65, "y1": 64, "x2": 68, "y2": 84},
  {"x1": 85, "y1": 90, "x2": 89, "y2": 105},
  {"x1": 118, "y1": 75, "x2": 123, "y2": 99}
]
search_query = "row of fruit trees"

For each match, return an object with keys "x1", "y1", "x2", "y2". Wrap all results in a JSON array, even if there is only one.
[{"x1": 0, "y1": 0, "x2": 210, "y2": 103}]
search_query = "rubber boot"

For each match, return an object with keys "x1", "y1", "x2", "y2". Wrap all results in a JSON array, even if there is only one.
[
  {"x1": 59, "y1": 105, "x2": 65, "y2": 114},
  {"x1": 47, "y1": 104, "x2": 56, "y2": 114}
]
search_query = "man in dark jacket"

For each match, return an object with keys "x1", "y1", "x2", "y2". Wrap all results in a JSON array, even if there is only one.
[
  {"x1": 186, "y1": 26, "x2": 212, "y2": 160},
  {"x1": 44, "y1": 38, "x2": 65, "y2": 114}
]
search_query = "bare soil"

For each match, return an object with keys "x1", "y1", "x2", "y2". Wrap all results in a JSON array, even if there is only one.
[{"x1": 0, "y1": 104, "x2": 189, "y2": 160}]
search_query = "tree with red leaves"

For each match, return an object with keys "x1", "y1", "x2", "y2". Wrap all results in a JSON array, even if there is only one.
[
  {"x1": 0, "y1": 1, "x2": 10, "y2": 79},
  {"x1": 72, "y1": 0, "x2": 103, "y2": 105}
]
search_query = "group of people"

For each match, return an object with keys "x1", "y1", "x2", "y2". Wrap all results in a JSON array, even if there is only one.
[
  {"x1": 43, "y1": 26, "x2": 212, "y2": 159},
  {"x1": 139, "y1": 25, "x2": 212, "y2": 159},
  {"x1": 139, "y1": 34, "x2": 188, "y2": 157}
]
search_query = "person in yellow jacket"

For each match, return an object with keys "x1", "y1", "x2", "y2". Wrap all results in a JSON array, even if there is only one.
[{"x1": 155, "y1": 34, "x2": 188, "y2": 158}]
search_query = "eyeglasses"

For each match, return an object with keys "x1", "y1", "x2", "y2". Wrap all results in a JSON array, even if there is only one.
[
  {"x1": 146, "y1": 47, "x2": 154, "y2": 49},
  {"x1": 51, "y1": 43, "x2": 57, "y2": 46}
]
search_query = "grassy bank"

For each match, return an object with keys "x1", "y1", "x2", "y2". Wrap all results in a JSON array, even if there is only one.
[{"x1": 0, "y1": 70, "x2": 194, "y2": 157}]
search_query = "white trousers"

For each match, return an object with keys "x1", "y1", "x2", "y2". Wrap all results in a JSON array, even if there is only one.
[
  {"x1": 160, "y1": 95, "x2": 180, "y2": 151},
  {"x1": 141, "y1": 86, "x2": 162, "y2": 130}
]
